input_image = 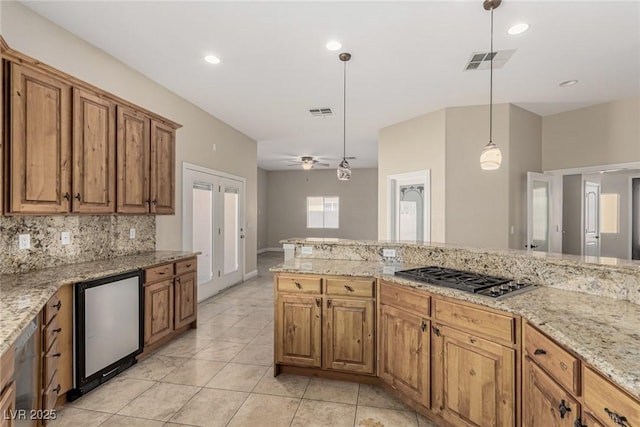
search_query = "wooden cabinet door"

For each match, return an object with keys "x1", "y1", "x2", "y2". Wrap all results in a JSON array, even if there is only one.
[
  {"x1": 324, "y1": 298, "x2": 375, "y2": 374},
  {"x1": 581, "y1": 412, "x2": 605, "y2": 427},
  {"x1": 432, "y1": 324, "x2": 516, "y2": 427},
  {"x1": 9, "y1": 63, "x2": 71, "y2": 213},
  {"x1": 117, "y1": 105, "x2": 150, "y2": 213},
  {"x1": 275, "y1": 294, "x2": 321, "y2": 368},
  {"x1": 379, "y1": 304, "x2": 430, "y2": 408},
  {"x1": 0, "y1": 382, "x2": 16, "y2": 427},
  {"x1": 175, "y1": 272, "x2": 197, "y2": 329},
  {"x1": 72, "y1": 88, "x2": 116, "y2": 213},
  {"x1": 523, "y1": 357, "x2": 580, "y2": 427},
  {"x1": 144, "y1": 279, "x2": 174, "y2": 346},
  {"x1": 149, "y1": 120, "x2": 175, "y2": 214}
]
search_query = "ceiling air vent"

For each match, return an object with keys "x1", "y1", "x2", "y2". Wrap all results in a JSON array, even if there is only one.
[
  {"x1": 309, "y1": 108, "x2": 334, "y2": 118},
  {"x1": 464, "y1": 49, "x2": 516, "y2": 71}
]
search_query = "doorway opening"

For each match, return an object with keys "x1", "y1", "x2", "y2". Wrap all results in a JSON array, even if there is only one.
[
  {"x1": 387, "y1": 170, "x2": 431, "y2": 242},
  {"x1": 183, "y1": 163, "x2": 245, "y2": 302}
]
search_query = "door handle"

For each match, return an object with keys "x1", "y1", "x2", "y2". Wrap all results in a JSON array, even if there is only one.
[{"x1": 594, "y1": 236, "x2": 600, "y2": 239}]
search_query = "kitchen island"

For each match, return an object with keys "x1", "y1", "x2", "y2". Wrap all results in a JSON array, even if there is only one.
[{"x1": 271, "y1": 239, "x2": 640, "y2": 427}]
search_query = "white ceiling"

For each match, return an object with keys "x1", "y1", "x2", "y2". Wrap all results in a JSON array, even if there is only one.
[{"x1": 21, "y1": 1, "x2": 640, "y2": 171}]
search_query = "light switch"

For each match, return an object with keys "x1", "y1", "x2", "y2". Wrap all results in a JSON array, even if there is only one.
[
  {"x1": 61, "y1": 231, "x2": 71, "y2": 245},
  {"x1": 19, "y1": 234, "x2": 31, "y2": 250},
  {"x1": 129, "y1": 228, "x2": 136, "y2": 239},
  {"x1": 301, "y1": 246, "x2": 313, "y2": 255}
]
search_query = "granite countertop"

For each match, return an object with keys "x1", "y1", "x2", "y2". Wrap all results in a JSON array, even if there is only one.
[
  {"x1": 271, "y1": 258, "x2": 640, "y2": 399},
  {"x1": 0, "y1": 251, "x2": 198, "y2": 356}
]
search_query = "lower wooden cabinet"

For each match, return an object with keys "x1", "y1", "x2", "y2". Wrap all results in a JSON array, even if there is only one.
[
  {"x1": 0, "y1": 382, "x2": 16, "y2": 427},
  {"x1": 582, "y1": 365, "x2": 640, "y2": 427},
  {"x1": 143, "y1": 258, "x2": 197, "y2": 351},
  {"x1": 144, "y1": 279, "x2": 175, "y2": 346},
  {"x1": 323, "y1": 298, "x2": 374, "y2": 374},
  {"x1": 523, "y1": 356, "x2": 580, "y2": 427},
  {"x1": 432, "y1": 324, "x2": 516, "y2": 427},
  {"x1": 275, "y1": 294, "x2": 322, "y2": 367},
  {"x1": 379, "y1": 304, "x2": 430, "y2": 408}
]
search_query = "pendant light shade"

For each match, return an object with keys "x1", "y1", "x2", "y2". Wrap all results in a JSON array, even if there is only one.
[
  {"x1": 480, "y1": 0, "x2": 502, "y2": 171},
  {"x1": 337, "y1": 52, "x2": 352, "y2": 181}
]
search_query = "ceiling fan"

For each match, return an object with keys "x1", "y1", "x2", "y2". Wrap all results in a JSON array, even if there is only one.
[{"x1": 286, "y1": 156, "x2": 335, "y2": 170}]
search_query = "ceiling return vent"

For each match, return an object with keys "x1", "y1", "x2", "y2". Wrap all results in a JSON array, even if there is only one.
[
  {"x1": 464, "y1": 49, "x2": 516, "y2": 71},
  {"x1": 309, "y1": 108, "x2": 334, "y2": 118}
]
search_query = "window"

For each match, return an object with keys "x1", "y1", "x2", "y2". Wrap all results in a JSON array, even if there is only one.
[
  {"x1": 600, "y1": 193, "x2": 619, "y2": 233},
  {"x1": 307, "y1": 196, "x2": 339, "y2": 228}
]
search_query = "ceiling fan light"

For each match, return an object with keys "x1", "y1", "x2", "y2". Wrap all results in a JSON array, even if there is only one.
[
  {"x1": 302, "y1": 161, "x2": 313, "y2": 170},
  {"x1": 480, "y1": 142, "x2": 502, "y2": 170},
  {"x1": 337, "y1": 158, "x2": 352, "y2": 181}
]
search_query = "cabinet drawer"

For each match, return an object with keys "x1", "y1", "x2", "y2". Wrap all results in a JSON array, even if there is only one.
[
  {"x1": 43, "y1": 293, "x2": 62, "y2": 326},
  {"x1": 380, "y1": 281, "x2": 430, "y2": 316},
  {"x1": 325, "y1": 278, "x2": 374, "y2": 297},
  {"x1": 524, "y1": 323, "x2": 580, "y2": 394},
  {"x1": 277, "y1": 276, "x2": 322, "y2": 294},
  {"x1": 0, "y1": 347, "x2": 14, "y2": 393},
  {"x1": 43, "y1": 314, "x2": 62, "y2": 353},
  {"x1": 583, "y1": 366, "x2": 640, "y2": 427},
  {"x1": 146, "y1": 263, "x2": 174, "y2": 283},
  {"x1": 42, "y1": 370, "x2": 60, "y2": 411},
  {"x1": 175, "y1": 258, "x2": 197, "y2": 275},
  {"x1": 433, "y1": 298, "x2": 515, "y2": 344},
  {"x1": 43, "y1": 339, "x2": 60, "y2": 383}
]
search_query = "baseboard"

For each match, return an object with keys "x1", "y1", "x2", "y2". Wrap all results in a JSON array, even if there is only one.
[
  {"x1": 258, "y1": 247, "x2": 284, "y2": 254},
  {"x1": 244, "y1": 270, "x2": 258, "y2": 280}
]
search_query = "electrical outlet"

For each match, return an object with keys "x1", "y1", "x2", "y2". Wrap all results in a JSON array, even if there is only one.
[
  {"x1": 19, "y1": 234, "x2": 31, "y2": 250},
  {"x1": 383, "y1": 248, "x2": 396, "y2": 258},
  {"x1": 301, "y1": 246, "x2": 313, "y2": 255},
  {"x1": 61, "y1": 231, "x2": 71, "y2": 245},
  {"x1": 129, "y1": 228, "x2": 136, "y2": 239}
]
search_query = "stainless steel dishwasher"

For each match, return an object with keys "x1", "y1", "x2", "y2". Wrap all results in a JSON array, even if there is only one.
[{"x1": 68, "y1": 269, "x2": 143, "y2": 399}]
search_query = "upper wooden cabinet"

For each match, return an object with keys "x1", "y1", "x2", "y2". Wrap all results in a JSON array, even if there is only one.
[
  {"x1": 72, "y1": 88, "x2": 116, "y2": 213},
  {"x1": 8, "y1": 63, "x2": 72, "y2": 214},
  {"x1": 117, "y1": 105, "x2": 150, "y2": 214},
  {"x1": 2, "y1": 42, "x2": 180, "y2": 215}
]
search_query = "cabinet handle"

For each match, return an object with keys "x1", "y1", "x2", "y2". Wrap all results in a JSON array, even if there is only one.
[
  {"x1": 158, "y1": 271, "x2": 166, "y2": 275},
  {"x1": 176, "y1": 277, "x2": 181, "y2": 284},
  {"x1": 534, "y1": 348, "x2": 546, "y2": 355},
  {"x1": 420, "y1": 320, "x2": 427, "y2": 332},
  {"x1": 344, "y1": 285, "x2": 354, "y2": 292},
  {"x1": 294, "y1": 281, "x2": 302, "y2": 289},
  {"x1": 74, "y1": 193, "x2": 81, "y2": 201},
  {"x1": 558, "y1": 400, "x2": 571, "y2": 418},
  {"x1": 315, "y1": 298, "x2": 321, "y2": 307},
  {"x1": 327, "y1": 299, "x2": 332, "y2": 308},
  {"x1": 573, "y1": 418, "x2": 586, "y2": 427},
  {"x1": 432, "y1": 325, "x2": 441, "y2": 336},
  {"x1": 145, "y1": 199, "x2": 151, "y2": 204},
  {"x1": 53, "y1": 384, "x2": 61, "y2": 394},
  {"x1": 52, "y1": 328, "x2": 62, "y2": 334},
  {"x1": 52, "y1": 353, "x2": 61, "y2": 358},
  {"x1": 53, "y1": 300, "x2": 62, "y2": 311},
  {"x1": 152, "y1": 199, "x2": 158, "y2": 205},
  {"x1": 604, "y1": 408, "x2": 629, "y2": 426},
  {"x1": 186, "y1": 263, "x2": 192, "y2": 268},
  {"x1": 63, "y1": 192, "x2": 70, "y2": 201}
]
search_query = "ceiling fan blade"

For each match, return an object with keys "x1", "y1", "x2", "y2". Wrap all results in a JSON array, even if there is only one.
[{"x1": 317, "y1": 162, "x2": 330, "y2": 167}]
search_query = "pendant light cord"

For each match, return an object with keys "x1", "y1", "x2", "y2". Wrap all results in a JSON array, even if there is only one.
[
  {"x1": 489, "y1": 6, "x2": 494, "y2": 144},
  {"x1": 343, "y1": 58, "x2": 347, "y2": 160}
]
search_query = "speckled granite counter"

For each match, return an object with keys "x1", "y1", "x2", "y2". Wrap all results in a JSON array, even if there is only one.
[
  {"x1": 0, "y1": 251, "x2": 197, "y2": 356},
  {"x1": 271, "y1": 258, "x2": 640, "y2": 399}
]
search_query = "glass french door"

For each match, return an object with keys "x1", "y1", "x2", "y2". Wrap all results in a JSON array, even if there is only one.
[
  {"x1": 183, "y1": 164, "x2": 245, "y2": 302},
  {"x1": 527, "y1": 172, "x2": 551, "y2": 252}
]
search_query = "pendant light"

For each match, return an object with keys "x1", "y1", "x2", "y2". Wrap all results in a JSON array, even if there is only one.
[
  {"x1": 337, "y1": 52, "x2": 352, "y2": 181},
  {"x1": 480, "y1": 0, "x2": 503, "y2": 171}
]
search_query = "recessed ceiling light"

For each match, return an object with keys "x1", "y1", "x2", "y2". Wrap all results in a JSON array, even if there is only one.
[
  {"x1": 507, "y1": 23, "x2": 530, "y2": 35},
  {"x1": 559, "y1": 79, "x2": 578, "y2": 87},
  {"x1": 326, "y1": 40, "x2": 342, "y2": 51},
  {"x1": 204, "y1": 55, "x2": 221, "y2": 64}
]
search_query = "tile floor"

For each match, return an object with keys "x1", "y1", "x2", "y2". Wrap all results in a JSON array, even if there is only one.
[{"x1": 51, "y1": 252, "x2": 441, "y2": 427}]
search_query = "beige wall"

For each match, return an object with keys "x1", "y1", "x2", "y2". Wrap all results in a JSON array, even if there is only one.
[
  {"x1": 562, "y1": 174, "x2": 582, "y2": 255},
  {"x1": 542, "y1": 96, "x2": 640, "y2": 171},
  {"x1": 444, "y1": 104, "x2": 511, "y2": 249},
  {"x1": 266, "y1": 169, "x2": 378, "y2": 248},
  {"x1": 2, "y1": 2, "x2": 259, "y2": 272},
  {"x1": 257, "y1": 168, "x2": 268, "y2": 251},
  {"x1": 508, "y1": 105, "x2": 543, "y2": 250},
  {"x1": 378, "y1": 109, "x2": 446, "y2": 242}
]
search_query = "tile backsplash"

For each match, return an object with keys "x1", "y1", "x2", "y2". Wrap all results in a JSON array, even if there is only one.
[{"x1": 0, "y1": 215, "x2": 155, "y2": 274}]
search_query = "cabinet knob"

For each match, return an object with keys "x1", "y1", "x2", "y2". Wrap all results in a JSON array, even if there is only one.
[
  {"x1": 53, "y1": 300, "x2": 62, "y2": 310},
  {"x1": 63, "y1": 192, "x2": 70, "y2": 201},
  {"x1": 344, "y1": 285, "x2": 354, "y2": 292},
  {"x1": 294, "y1": 281, "x2": 302, "y2": 289},
  {"x1": 176, "y1": 277, "x2": 181, "y2": 284},
  {"x1": 53, "y1": 328, "x2": 62, "y2": 334},
  {"x1": 53, "y1": 384, "x2": 61, "y2": 394},
  {"x1": 604, "y1": 408, "x2": 629, "y2": 426},
  {"x1": 315, "y1": 298, "x2": 321, "y2": 307},
  {"x1": 74, "y1": 193, "x2": 81, "y2": 201},
  {"x1": 327, "y1": 299, "x2": 332, "y2": 308},
  {"x1": 534, "y1": 348, "x2": 546, "y2": 355},
  {"x1": 152, "y1": 199, "x2": 158, "y2": 205},
  {"x1": 420, "y1": 320, "x2": 427, "y2": 332},
  {"x1": 573, "y1": 418, "x2": 586, "y2": 427},
  {"x1": 432, "y1": 325, "x2": 441, "y2": 336},
  {"x1": 558, "y1": 400, "x2": 571, "y2": 419}
]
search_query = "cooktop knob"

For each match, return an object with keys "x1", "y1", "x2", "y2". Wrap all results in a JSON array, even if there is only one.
[
  {"x1": 499, "y1": 283, "x2": 510, "y2": 291},
  {"x1": 490, "y1": 286, "x2": 501, "y2": 295}
]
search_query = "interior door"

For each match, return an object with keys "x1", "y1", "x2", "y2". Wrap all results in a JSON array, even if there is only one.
[
  {"x1": 584, "y1": 181, "x2": 601, "y2": 257},
  {"x1": 388, "y1": 170, "x2": 431, "y2": 242},
  {"x1": 527, "y1": 172, "x2": 551, "y2": 252},
  {"x1": 218, "y1": 177, "x2": 244, "y2": 289}
]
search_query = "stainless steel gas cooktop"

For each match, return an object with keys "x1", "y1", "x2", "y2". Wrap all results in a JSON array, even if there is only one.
[{"x1": 394, "y1": 266, "x2": 535, "y2": 299}]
